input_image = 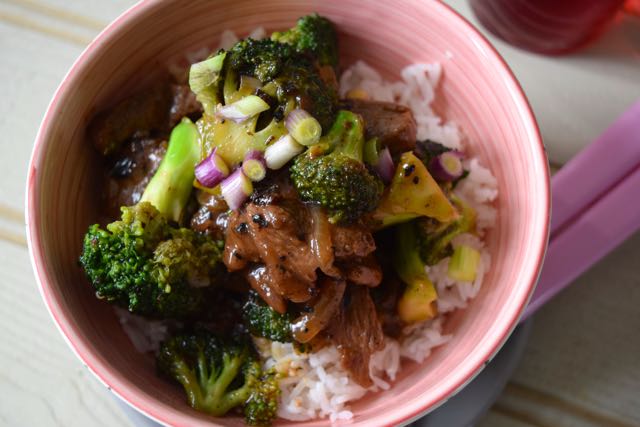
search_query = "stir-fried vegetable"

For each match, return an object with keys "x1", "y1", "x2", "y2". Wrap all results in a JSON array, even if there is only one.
[
  {"x1": 448, "y1": 245, "x2": 481, "y2": 282},
  {"x1": 140, "y1": 118, "x2": 201, "y2": 222},
  {"x1": 417, "y1": 194, "x2": 476, "y2": 266},
  {"x1": 157, "y1": 329, "x2": 280, "y2": 425},
  {"x1": 373, "y1": 151, "x2": 459, "y2": 228},
  {"x1": 290, "y1": 110, "x2": 383, "y2": 223},
  {"x1": 80, "y1": 120, "x2": 223, "y2": 319},
  {"x1": 393, "y1": 221, "x2": 438, "y2": 323},
  {"x1": 195, "y1": 147, "x2": 230, "y2": 188}
]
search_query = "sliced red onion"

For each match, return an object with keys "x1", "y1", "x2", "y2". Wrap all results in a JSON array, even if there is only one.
[
  {"x1": 264, "y1": 135, "x2": 305, "y2": 170},
  {"x1": 375, "y1": 147, "x2": 395, "y2": 184},
  {"x1": 428, "y1": 151, "x2": 464, "y2": 181},
  {"x1": 194, "y1": 148, "x2": 230, "y2": 188},
  {"x1": 220, "y1": 169, "x2": 253, "y2": 210},
  {"x1": 216, "y1": 95, "x2": 270, "y2": 123},
  {"x1": 242, "y1": 150, "x2": 267, "y2": 182},
  {"x1": 285, "y1": 109, "x2": 322, "y2": 146}
]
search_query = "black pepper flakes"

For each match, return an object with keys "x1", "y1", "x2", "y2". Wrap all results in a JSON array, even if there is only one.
[
  {"x1": 252, "y1": 214, "x2": 269, "y2": 228},
  {"x1": 235, "y1": 222, "x2": 249, "y2": 234},
  {"x1": 111, "y1": 157, "x2": 135, "y2": 178},
  {"x1": 403, "y1": 163, "x2": 416, "y2": 177}
]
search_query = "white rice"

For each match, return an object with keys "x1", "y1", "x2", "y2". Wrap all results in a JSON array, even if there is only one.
[{"x1": 119, "y1": 32, "x2": 498, "y2": 423}]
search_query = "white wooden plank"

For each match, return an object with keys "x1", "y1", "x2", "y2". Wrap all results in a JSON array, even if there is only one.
[
  {"x1": 0, "y1": 240, "x2": 133, "y2": 427},
  {"x1": 0, "y1": 19, "x2": 84, "y2": 214}
]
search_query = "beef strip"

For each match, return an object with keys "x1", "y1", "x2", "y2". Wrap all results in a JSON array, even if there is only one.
[
  {"x1": 190, "y1": 193, "x2": 230, "y2": 241},
  {"x1": 90, "y1": 81, "x2": 201, "y2": 156},
  {"x1": 170, "y1": 84, "x2": 203, "y2": 127},
  {"x1": 103, "y1": 137, "x2": 167, "y2": 218},
  {"x1": 371, "y1": 275, "x2": 405, "y2": 338},
  {"x1": 224, "y1": 200, "x2": 319, "y2": 311},
  {"x1": 90, "y1": 82, "x2": 173, "y2": 156},
  {"x1": 341, "y1": 254, "x2": 383, "y2": 287},
  {"x1": 324, "y1": 286, "x2": 385, "y2": 387},
  {"x1": 343, "y1": 98, "x2": 417, "y2": 154},
  {"x1": 331, "y1": 225, "x2": 376, "y2": 259}
]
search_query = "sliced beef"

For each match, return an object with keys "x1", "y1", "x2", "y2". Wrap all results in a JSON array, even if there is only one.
[
  {"x1": 224, "y1": 200, "x2": 319, "y2": 311},
  {"x1": 291, "y1": 277, "x2": 346, "y2": 343},
  {"x1": 90, "y1": 82, "x2": 201, "y2": 157},
  {"x1": 343, "y1": 98, "x2": 417, "y2": 154},
  {"x1": 190, "y1": 193, "x2": 230, "y2": 241},
  {"x1": 372, "y1": 275, "x2": 405, "y2": 338},
  {"x1": 325, "y1": 286, "x2": 385, "y2": 387},
  {"x1": 103, "y1": 137, "x2": 167, "y2": 218},
  {"x1": 90, "y1": 82, "x2": 173, "y2": 156},
  {"x1": 341, "y1": 254, "x2": 383, "y2": 287},
  {"x1": 331, "y1": 225, "x2": 376, "y2": 259},
  {"x1": 170, "y1": 84, "x2": 203, "y2": 127}
]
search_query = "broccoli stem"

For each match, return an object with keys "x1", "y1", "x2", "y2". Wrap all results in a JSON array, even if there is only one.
[
  {"x1": 140, "y1": 118, "x2": 200, "y2": 222},
  {"x1": 172, "y1": 359, "x2": 205, "y2": 408},
  {"x1": 326, "y1": 110, "x2": 365, "y2": 162},
  {"x1": 393, "y1": 221, "x2": 438, "y2": 323}
]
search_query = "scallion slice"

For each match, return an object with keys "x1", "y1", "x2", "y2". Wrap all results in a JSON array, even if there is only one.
[
  {"x1": 428, "y1": 151, "x2": 464, "y2": 182},
  {"x1": 285, "y1": 109, "x2": 322, "y2": 146},
  {"x1": 264, "y1": 135, "x2": 305, "y2": 170},
  {"x1": 188, "y1": 52, "x2": 226, "y2": 94},
  {"x1": 447, "y1": 245, "x2": 481, "y2": 282},
  {"x1": 220, "y1": 169, "x2": 253, "y2": 210},
  {"x1": 216, "y1": 95, "x2": 270, "y2": 123},
  {"x1": 242, "y1": 150, "x2": 267, "y2": 182},
  {"x1": 194, "y1": 148, "x2": 230, "y2": 188}
]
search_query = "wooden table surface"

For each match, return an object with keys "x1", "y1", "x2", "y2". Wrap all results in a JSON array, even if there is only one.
[{"x1": 1, "y1": 1, "x2": 638, "y2": 426}]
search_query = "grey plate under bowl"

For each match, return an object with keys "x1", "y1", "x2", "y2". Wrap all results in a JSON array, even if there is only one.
[{"x1": 115, "y1": 319, "x2": 533, "y2": 427}]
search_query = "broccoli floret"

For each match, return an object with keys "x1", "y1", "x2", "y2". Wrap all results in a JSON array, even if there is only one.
[
  {"x1": 157, "y1": 329, "x2": 280, "y2": 426},
  {"x1": 290, "y1": 110, "x2": 383, "y2": 223},
  {"x1": 244, "y1": 369, "x2": 281, "y2": 426},
  {"x1": 372, "y1": 151, "x2": 459, "y2": 228},
  {"x1": 80, "y1": 119, "x2": 224, "y2": 318},
  {"x1": 228, "y1": 38, "x2": 297, "y2": 83},
  {"x1": 417, "y1": 194, "x2": 476, "y2": 265},
  {"x1": 190, "y1": 31, "x2": 338, "y2": 166},
  {"x1": 80, "y1": 202, "x2": 223, "y2": 318},
  {"x1": 271, "y1": 13, "x2": 339, "y2": 68},
  {"x1": 242, "y1": 291, "x2": 293, "y2": 342},
  {"x1": 393, "y1": 221, "x2": 438, "y2": 324}
]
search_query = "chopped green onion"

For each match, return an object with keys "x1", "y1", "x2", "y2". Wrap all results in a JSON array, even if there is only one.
[
  {"x1": 195, "y1": 148, "x2": 230, "y2": 188},
  {"x1": 285, "y1": 109, "x2": 322, "y2": 146},
  {"x1": 220, "y1": 169, "x2": 253, "y2": 210},
  {"x1": 188, "y1": 52, "x2": 226, "y2": 94},
  {"x1": 242, "y1": 150, "x2": 267, "y2": 182},
  {"x1": 447, "y1": 245, "x2": 481, "y2": 282},
  {"x1": 216, "y1": 95, "x2": 270, "y2": 123},
  {"x1": 264, "y1": 135, "x2": 305, "y2": 170}
]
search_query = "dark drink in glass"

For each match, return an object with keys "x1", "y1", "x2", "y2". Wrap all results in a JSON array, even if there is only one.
[{"x1": 470, "y1": 0, "x2": 630, "y2": 54}]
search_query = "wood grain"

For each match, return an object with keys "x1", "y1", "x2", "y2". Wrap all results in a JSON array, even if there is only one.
[
  {"x1": 0, "y1": 241, "x2": 133, "y2": 427},
  {"x1": 1, "y1": 0, "x2": 639, "y2": 426}
]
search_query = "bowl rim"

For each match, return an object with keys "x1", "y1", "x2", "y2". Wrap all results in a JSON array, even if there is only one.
[{"x1": 25, "y1": 1, "x2": 550, "y2": 426}]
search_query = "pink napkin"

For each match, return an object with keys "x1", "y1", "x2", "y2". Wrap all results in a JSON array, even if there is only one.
[{"x1": 522, "y1": 100, "x2": 640, "y2": 321}]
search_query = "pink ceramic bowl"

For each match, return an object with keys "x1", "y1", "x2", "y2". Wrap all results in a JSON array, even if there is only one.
[{"x1": 26, "y1": 1, "x2": 549, "y2": 426}]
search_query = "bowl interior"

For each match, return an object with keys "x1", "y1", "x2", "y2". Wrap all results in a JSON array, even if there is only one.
[{"x1": 27, "y1": 1, "x2": 549, "y2": 426}]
